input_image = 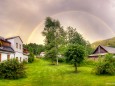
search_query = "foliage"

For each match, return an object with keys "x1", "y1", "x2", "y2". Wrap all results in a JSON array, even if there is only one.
[
  {"x1": 23, "y1": 43, "x2": 45, "y2": 55},
  {"x1": 54, "y1": 57, "x2": 66, "y2": 63},
  {"x1": 66, "y1": 26, "x2": 93, "y2": 56},
  {"x1": 65, "y1": 44, "x2": 85, "y2": 72},
  {"x1": 66, "y1": 26, "x2": 86, "y2": 45},
  {"x1": 91, "y1": 37, "x2": 115, "y2": 48},
  {"x1": 28, "y1": 53, "x2": 34, "y2": 63},
  {"x1": 81, "y1": 57, "x2": 98, "y2": 66},
  {"x1": 42, "y1": 17, "x2": 65, "y2": 65},
  {"x1": 0, "y1": 58, "x2": 26, "y2": 79},
  {"x1": 94, "y1": 54, "x2": 115, "y2": 75}
]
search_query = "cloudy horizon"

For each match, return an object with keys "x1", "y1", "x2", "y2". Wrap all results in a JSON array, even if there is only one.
[{"x1": 0, "y1": 0, "x2": 115, "y2": 44}]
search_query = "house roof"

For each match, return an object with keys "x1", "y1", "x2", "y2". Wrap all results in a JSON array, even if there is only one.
[
  {"x1": 101, "y1": 45, "x2": 115, "y2": 54},
  {"x1": 0, "y1": 46, "x2": 14, "y2": 53},
  {"x1": 0, "y1": 36, "x2": 11, "y2": 43},
  {"x1": 89, "y1": 45, "x2": 115, "y2": 57},
  {"x1": 6, "y1": 36, "x2": 23, "y2": 43},
  {"x1": 89, "y1": 53, "x2": 107, "y2": 57}
]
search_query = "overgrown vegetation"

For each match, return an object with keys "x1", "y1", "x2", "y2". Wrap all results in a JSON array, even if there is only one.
[
  {"x1": 28, "y1": 53, "x2": 35, "y2": 63},
  {"x1": 0, "y1": 59, "x2": 26, "y2": 79},
  {"x1": 94, "y1": 54, "x2": 115, "y2": 75}
]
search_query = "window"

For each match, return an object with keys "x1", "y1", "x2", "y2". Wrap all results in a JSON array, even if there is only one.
[
  {"x1": 20, "y1": 44, "x2": 21, "y2": 49},
  {"x1": 7, "y1": 54, "x2": 10, "y2": 60},
  {"x1": 16, "y1": 43, "x2": 18, "y2": 48},
  {"x1": 0, "y1": 54, "x2": 1, "y2": 62},
  {"x1": 20, "y1": 57, "x2": 21, "y2": 62}
]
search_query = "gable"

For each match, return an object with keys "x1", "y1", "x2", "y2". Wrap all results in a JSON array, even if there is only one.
[
  {"x1": 93, "y1": 45, "x2": 108, "y2": 54},
  {"x1": 6, "y1": 36, "x2": 23, "y2": 43}
]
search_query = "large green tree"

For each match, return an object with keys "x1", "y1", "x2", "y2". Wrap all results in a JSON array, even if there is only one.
[
  {"x1": 42, "y1": 17, "x2": 62, "y2": 64},
  {"x1": 65, "y1": 44, "x2": 85, "y2": 72}
]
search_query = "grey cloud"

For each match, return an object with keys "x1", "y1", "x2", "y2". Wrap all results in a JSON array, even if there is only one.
[{"x1": 0, "y1": 0, "x2": 115, "y2": 44}]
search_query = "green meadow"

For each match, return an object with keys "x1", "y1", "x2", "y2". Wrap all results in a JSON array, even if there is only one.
[{"x1": 0, "y1": 58, "x2": 115, "y2": 86}]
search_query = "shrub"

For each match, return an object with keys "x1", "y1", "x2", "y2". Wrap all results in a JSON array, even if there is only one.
[
  {"x1": 54, "y1": 57, "x2": 66, "y2": 63},
  {"x1": 28, "y1": 53, "x2": 34, "y2": 63},
  {"x1": 94, "y1": 54, "x2": 115, "y2": 75},
  {"x1": 0, "y1": 58, "x2": 26, "y2": 79},
  {"x1": 81, "y1": 57, "x2": 98, "y2": 66},
  {"x1": 23, "y1": 60, "x2": 28, "y2": 64},
  {"x1": 58, "y1": 57, "x2": 65, "y2": 63}
]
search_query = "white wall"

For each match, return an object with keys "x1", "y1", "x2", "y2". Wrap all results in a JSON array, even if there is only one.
[
  {"x1": 15, "y1": 52, "x2": 24, "y2": 62},
  {"x1": 1, "y1": 53, "x2": 15, "y2": 61},
  {"x1": 23, "y1": 55, "x2": 28, "y2": 62},
  {"x1": 7, "y1": 37, "x2": 23, "y2": 53}
]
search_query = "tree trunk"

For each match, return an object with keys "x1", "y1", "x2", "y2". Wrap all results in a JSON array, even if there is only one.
[
  {"x1": 74, "y1": 63, "x2": 77, "y2": 72},
  {"x1": 52, "y1": 57, "x2": 54, "y2": 65},
  {"x1": 56, "y1": 57, "x2": 58, "y2": 65}
]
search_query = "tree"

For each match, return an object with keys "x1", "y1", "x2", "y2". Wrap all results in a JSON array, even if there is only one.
[
  {"x1": 54, "y1": 26, "x2": 67, "y2": 65},
  {"x1": 23, "y1": 43, "x2": 45, "y2": 55},
  {"x1": 66, "y1": 26, "x2": 86, "y2": 45},
  {"x1": 65, "y1": 44, "x2": 85, "y2": 72},
  {"x1": 66, "y1": 26, "x2": 93, "y2": 56},
  {"x1": 42, "y1": 17, "x2": 62, "y2": 65}
]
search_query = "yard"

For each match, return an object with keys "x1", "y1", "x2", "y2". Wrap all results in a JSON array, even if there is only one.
[{"x1": 0, "y1": 58, "x2": 115, "y2": 86}]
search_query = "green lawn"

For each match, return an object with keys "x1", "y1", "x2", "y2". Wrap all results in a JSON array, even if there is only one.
[{"x1": 0, "y1": 59, "x2": 115, "y2": 86}]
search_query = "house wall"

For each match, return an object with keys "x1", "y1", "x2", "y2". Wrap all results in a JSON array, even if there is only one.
[
  {"x1": 1, "y1": 53, "x2": 14, "y2": 61},
  {"x1": 15, "y1": 52, "x2": 24, "y2": 62},
  {"x1": 7, "y1": 37, "x2": 23, "y2": 53},
  {"x1": 7, "y1": 37, "x2": 25, "y2": 62},
  {"x1": 23, "y1": 55, "x2": 28, "y2": 62},
  {"x1": 5, "y1": 37, "x2": 29, "y2": 63}
]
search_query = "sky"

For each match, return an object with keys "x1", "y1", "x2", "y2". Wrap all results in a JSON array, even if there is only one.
[{"x1": 0, "y1": 0, "x2": 115, "y2": 44}]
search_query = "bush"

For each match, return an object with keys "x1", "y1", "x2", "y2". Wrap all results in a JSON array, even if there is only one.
[
  {"x1": 94, "y1": 54, "x2": 115, "y2": 75},
  {"x1": 81, "y1": 57, "x2": 98, "y2": 66},
  {"x1": 0, "y1": 58, "x2": 26, "y2": 79},
  {"x1": 28, "y1": 53, "x2": 34, "y2": 63},
  {"x1": 54, "y1": 57, "x2": 66, "y2": 63},
  {"x1": 23, "y1": 60, "x2": 28, "y2": 64}
]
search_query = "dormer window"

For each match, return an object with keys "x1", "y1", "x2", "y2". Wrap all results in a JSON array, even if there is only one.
[
  {"x1": 20, "y1": 44, "x2": 21, "y2": 49},
  {"x1": 16, "y1": 43, "x2": 18, "y2": 48}
]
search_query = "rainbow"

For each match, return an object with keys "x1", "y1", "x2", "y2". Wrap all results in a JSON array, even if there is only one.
[{"x1": 27, "y1": 10, "x2": 115, "y2": 44}]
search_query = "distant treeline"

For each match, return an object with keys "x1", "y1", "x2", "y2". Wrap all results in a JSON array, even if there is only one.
[{"x1": 23, "y1": 43, "x2": 45, "y2": 55}]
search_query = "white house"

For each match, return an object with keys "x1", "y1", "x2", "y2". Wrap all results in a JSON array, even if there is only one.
[
  {"x1": 40, "y1": 52, "x2": 45, "y2": 57},
  {"x1": 0, "y1": 36, "x2": 28, "y2": 62}
]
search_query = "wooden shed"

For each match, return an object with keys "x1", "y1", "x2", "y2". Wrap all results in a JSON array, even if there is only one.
[{"x1": 89, "y1": 45, "x2": 115, "y2": 60}]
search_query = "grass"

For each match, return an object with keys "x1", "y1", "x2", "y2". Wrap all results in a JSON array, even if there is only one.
[{"x1": 0, "y1": 58, "x2": 115, "y2": 86}]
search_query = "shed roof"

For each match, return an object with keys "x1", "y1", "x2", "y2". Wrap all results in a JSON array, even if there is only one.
[{"x1": 101, "y1": 45, "x2": 115, "y2": 54}]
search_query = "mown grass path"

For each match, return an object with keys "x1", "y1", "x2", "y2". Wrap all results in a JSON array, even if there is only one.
[{"x1": 0, "y1": 58, "x2": 115, "y2": 86}]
